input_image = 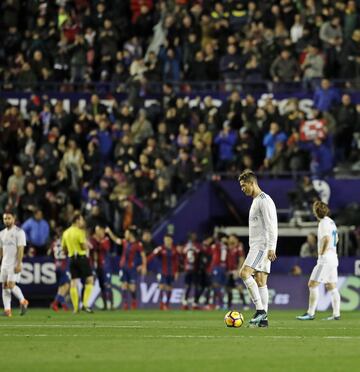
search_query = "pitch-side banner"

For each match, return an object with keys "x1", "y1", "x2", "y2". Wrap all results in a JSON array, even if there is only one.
[{"x1": 10, "y1": 260, "x2": 360, "y2": 311}]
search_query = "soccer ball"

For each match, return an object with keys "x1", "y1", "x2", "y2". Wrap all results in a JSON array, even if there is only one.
[{"x1": 224, "y1": 311, "x2": 244, "y2": 328}]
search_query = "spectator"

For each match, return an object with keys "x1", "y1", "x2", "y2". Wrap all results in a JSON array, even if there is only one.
[
  {"x1": 301, "y1": 45, "x2": 325, "y2": 88},
  {"x1": 313, "y1": 79, "x2": 341, "y2": 112},
  {"x1": 334, "y1": 94, "x2": 357, "y2": 162},
  {"x1": 341, "y1": 29, "x2": 360, "y2": 79},
  {"x1": 263, "y1": 122, "x2": 287, "y2": 161},
  {"x1": 7, "y1": 165, "x2": 25, "y2": 196},
  {"x1": 270, "y1": 49, "x2": 300, "y2": 82},
  {"x1": 214, "y1": 121, "x2": 237, "y2": 171},
  {"x1": 300, "y1": 233, "x2": 317, "y2": 258},
  {"x1": 22, "y1": 209, "x2": 50, "y2": 254}
]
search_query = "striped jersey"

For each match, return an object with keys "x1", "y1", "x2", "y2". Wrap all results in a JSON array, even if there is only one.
[{"x1": 248, "y1": 191, "x2": 278, "y2": 251}]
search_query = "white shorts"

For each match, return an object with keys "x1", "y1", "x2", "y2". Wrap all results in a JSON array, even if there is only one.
[
  {"x1": 0, "y1": 266, "x2": 21, "y2": 283},
  {"x1": 243, "y1": 248, "x2": 271, "y2": 274},
  {"x1": 309, "y1": 263, "x2": 338, "y2": 284}
]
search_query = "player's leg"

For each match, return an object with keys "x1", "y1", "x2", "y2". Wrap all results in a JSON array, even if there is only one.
[
  {"x1": 104, "y1": 271, "x2": 113, "y2": 309},
  {"x1": 159, "y1": 282, "x2": 166, "y2": 310},
  {"x1": 57, "y1": 282, "x2": 70, "y2": 311},
  {"x1": 51, "y1": 269, "x2": 63, "y2": 311},
  {"x1": 69, "y1": 258, "x2": 80, "y2": 313},
  {"x1": 240, "y1": 254, "x2": 266, "y2": 324},
  {"x1": 297, "y1": 279, "x2": 319, "y2": 320},
  {"x1": 236, "y1": 284, "x2": 249, "y2": 310},
  {"x1": 8, "y1": 269, "x2": 29, "y2": 315},
  {"x1": 70, "y1": 278, "x2": 80, "y2": 313},
  {"x1": 2, "y1": 269, "x2": 12, "y2": 317},
  {"x1": 240, "y1": 265, "x2": 264, "y2": 311},
  {"x1": 81, "y1": 257, "x2": 94, "y2": 312},
  {"x1": 255, "y1": 272, "x2": 269, "y2": 327},
  {"x1": 129, "y1": 283, "x2": 137, "y2": 310},
  {"x1": 324, "y1": 282, "x2": 341, "y2": 320},
  {"x1": 165, "y1": 282, "x2": 173, "y2": 308},
  {"x1": 182, "y1": 272, "x2": 191, "y2": 309},
  {"x1": 255, "y1": 272, "x2": 268, "y2": 312},
  {"x1": 97, "y1": 268, "x2": 107, "y2": 310},
  {"x1": 226, "y1": 274, "x2": 234, "y2": 309},
  {"x1": 121, "y1": 282, "x2": 130, "y2": 310},
  {"x1": 120, "y1": 268, "x2": 130, "y2": 310}
]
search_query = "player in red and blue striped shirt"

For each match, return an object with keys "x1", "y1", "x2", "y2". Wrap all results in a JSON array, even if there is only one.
[
  {"x1": 148, "y1": 234, "x2": 179, "y2": 310},
  {"x1": 106, "y1": 226, "x2": 146, "y2": 310}
]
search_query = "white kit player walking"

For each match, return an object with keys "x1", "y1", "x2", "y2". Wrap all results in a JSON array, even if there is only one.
[
  {"x1": 0, "y1": 211, "x2": 29, "y2": 317},
  {"x1": 238, "y1": 171, "x2": 278, "y2": 327},
  {"x1": 297, "y1": 201, "x2": 341, "y2": 321}
]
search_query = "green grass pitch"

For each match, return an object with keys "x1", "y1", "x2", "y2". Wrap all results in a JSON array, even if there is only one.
[{"x1": 0, "y1": 309, "x2": 359, "y2": 371}]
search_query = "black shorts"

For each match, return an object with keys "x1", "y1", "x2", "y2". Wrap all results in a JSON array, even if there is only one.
[
  {"x1": 69, "y1": 256, "x2": 92, "y2": 280},
  {"x1": 197, "y1": 271, "x2": 211, "y2": 288},
  {"x1": 185, "y1": 271, "x2": 197, "y2": 286}
]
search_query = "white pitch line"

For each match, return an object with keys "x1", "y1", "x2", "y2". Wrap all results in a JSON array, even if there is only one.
[
  {"x1": 1, "y1": 334, "x2": 360, "y2": 340},
  {"x1": 0, "y1": 324, "x2": 142, "y2": 329}
]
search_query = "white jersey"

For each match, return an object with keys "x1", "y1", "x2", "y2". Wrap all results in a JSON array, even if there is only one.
[
  {"x1": 248, "y1": 191, "x2": 278, "y2": 251},
  {"x1": 0, "y1": 226, "x2": 26, "y2": 268},
  {"x1": 317, "y1": 216, "x2": 338, "y2": 266}
]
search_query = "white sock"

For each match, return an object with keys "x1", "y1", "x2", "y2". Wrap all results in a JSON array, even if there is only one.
[
  {"x1": 329, "y1": 288, "x2": 341, "y2": 317},
  {"x1": 307, "y1": 287, "x2": 319, "y2": 316},
  {"x1": 11, "y1": 286, "x2": 25, "y2": 302},
  {"x1": 243, "y1": 276, "x2": 264, "y2": 311},
  {"x1": 258, "y1": 286, "x2": 269, "y2": 313},
  {"x1": 2, "y1": 288, "x2": 12, "y2": 310}
]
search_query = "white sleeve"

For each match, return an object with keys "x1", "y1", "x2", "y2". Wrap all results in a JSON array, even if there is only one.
[
  {"x1": 318, "y1": 220, "x2": 330, "y2": 241},
  {"x1": 17, "y1": 229, "x2": 27, "y2": 247},
  {"x1": 260, "y1": 199, "x2": 278, "y2": 252}
]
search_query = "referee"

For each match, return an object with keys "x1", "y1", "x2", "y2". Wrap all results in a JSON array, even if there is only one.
[{"x1": 62, "y1": 212, "x2": 94, "y2": 313}]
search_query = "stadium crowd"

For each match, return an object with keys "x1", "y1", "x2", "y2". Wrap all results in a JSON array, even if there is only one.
[
  {"x1": 1, "y1": 0, "x2": 360, "y2": 257},
  {"x1": 1, "y1": 0, "x2": 360, "y2": 88}
]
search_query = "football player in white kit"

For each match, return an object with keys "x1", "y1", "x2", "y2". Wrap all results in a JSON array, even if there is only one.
[
  {"x1": 297, "y1": 201, "x2": 341, "y2": 320},
  {"x1": 238, "y1": 171, "x2": 278, "y2": 327},
  {"x1": 0, "y1": 211, "x2": 29, "y2": 317}
]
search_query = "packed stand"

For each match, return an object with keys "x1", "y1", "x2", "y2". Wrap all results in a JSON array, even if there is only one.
[{"x1": 2, "y1": 0, "x2": 360, "y2": 90}]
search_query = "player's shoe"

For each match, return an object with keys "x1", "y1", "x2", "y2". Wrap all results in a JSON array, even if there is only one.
[
  {"x1": 322, "y1": 315, "x2": 340, "y2": 321},
  {"x1": 296, "y1": 313, "x2": 315, "y2": 320},
  {"x1": 131, "y1": 299, "x2": 137, "y2": 310},
  {"x1": 3, "y1": 309, "x2": 12, "y2": 317},
  {"x1": 62, "y1": 303, "x2": 69, "y2": 311},
  {"x1": 160, "y1": 302, "x2": 166, "y2": 310},
  {"x1": 202, "y1": 304, "x2": 212, "y2": 311},
  {"x1": 258, "y1": 318, "x2": 269, "y2": 328},
  {"x1": 243, "y1": 305, "x2": 250, "y2": 311},
  {"x1": 249, "y1": 310, "x2": 267, "y2": 325},
  {"x1": 50, "y1": 301, "x2": 59, "y2": 312},
  {"x1": 20, "y1": 299, "x2": 29, "y2": 316},
  {"x1": 123, "y1": 303, "x2": 129, "y2": 311},
  {"x1": 83, "y1": 307, "x2": 94, "y2": 313},
  {"x1": 181, "y1": 304, "x2": 189, "y2": 310}
]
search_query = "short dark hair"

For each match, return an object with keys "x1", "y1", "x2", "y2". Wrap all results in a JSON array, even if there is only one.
[
  {"x1": 3, "y1": 209, "x2": 15, "y2": 216},
  {"x1": 238, "y1": 170, "x2": 257, "y2": 183},
  {"x1": 71, "y1": 211, "x2": 83, "y2": 224}
]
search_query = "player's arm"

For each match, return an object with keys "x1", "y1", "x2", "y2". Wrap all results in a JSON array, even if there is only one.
[
  {"x1": 319, "y1": 235, "x2": 330, "y2": 256},
  {"x1": 140, "y1": 250, "x2": 147, "y2": 276},
  {"x1": 61, "y1": 233, "x2": 68, "y2": 255},
  {"x1": 105, "y1": 227, "x2": 123, "y2": 245},
  {"x1": 15, "y1": 245, "x2": 24, "y2": 273},
  {"x1": 261, "y1": 200, "x2": 278, "y2": 262},
  {"x1": 147, "y1": 246, "x2": 161, "y2": 263}
]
